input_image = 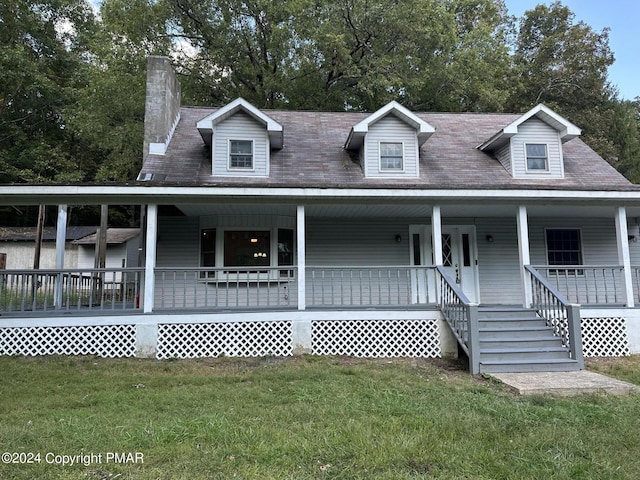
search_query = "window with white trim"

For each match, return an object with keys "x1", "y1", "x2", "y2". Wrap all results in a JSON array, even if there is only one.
[
  {"x1": 525, "y1": 143, "x2": 548, "y2": 171},
  {"x1": 379, "y1": 142, "x2": 403, "y2": 170},
  {"x1": 229, "y1": 140, "x2": 253, "y2": 169},
  {"x1": 546, "y1": 228, "x2": 583, "y2": 274},
  {"x1": 199, "y1": 228, "x2": 295, "y2": 277}
]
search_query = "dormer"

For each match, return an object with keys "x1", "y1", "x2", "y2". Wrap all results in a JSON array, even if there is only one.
[
  {"x1": 197, "y1": 98, "x2": 283, "y2": 177},
  {"x1": 345, "y1": 101, "x2": 435, "y2": 178},
  {"x1": 478, "y1": 104, "x2": 581, "y2": 180}
]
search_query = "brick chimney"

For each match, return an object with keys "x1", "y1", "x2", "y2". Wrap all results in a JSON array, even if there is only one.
[{"x1": 143, "y1": 56, "x2": 181, "y2": 157}]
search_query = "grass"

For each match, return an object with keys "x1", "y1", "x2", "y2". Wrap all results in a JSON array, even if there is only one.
[{"x1": 0, "y1": 355, "x2": 638, "y2": 480}]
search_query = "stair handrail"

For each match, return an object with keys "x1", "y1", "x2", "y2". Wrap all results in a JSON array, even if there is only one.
[
  {"x1": 436, "y1": 266, "x2": 480, "y2": 374},
  {"x1": 525, "y1": 265, "x2": 584, "y2": 369}
]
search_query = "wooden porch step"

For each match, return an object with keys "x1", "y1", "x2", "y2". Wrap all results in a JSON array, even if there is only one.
[
  {"x1": 475, "y1": 306, "x2": 579, "y2": 374},
  {"x1": 479, "y1": 325, "x2": 555, "y2": 340},
  {"x1": 480, "y1": 346, "x2": 570, "y2": 363},
  {"x1": 480, "y1": 336, "x2": 564, "y2": 349},
  {"x1": 480, "y1": 358, "x2": 581, "y2": 374}
]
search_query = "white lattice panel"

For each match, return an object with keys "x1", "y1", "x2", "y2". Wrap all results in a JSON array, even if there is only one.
[
  {"x1": 581, "y1": 317, "x2": 630, "y2": 357},
  {"x1": 311, "y1": 319, "x2": 440, "y2": 358},
  {"x1": 156, "y1": 321, "x2": 292, "y2": 359},
  {"x1": 0, "y1": 325, "x2": 136, "y2": 358}
]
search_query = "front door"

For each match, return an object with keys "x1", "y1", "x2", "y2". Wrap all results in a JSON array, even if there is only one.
[
  {"x1": 441, "y1": 226, "x2": 479, "y2": 303},
  {"x1": 410, "y1": 225, "x2": 480, "y2": 303}
]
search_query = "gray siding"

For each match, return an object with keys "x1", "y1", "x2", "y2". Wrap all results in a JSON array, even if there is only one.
[
  {"x1": 529, "y1": 217, "x2": 618, "y2": 265},
  {"x1": 364, "y1": 116, "x2": 418, "y2": 178},
  {"x1": 475, "y1": 218, "x2": 522, "y2": 305},
  {"x1": 212, "y1": 112, "x2": 270, "y2": 177},
  {"x1": 511, "y1": 118, "x2": 563, "y2": 179},
  {"x1": 306, "y1": 217, "x2": 411, "y2": 265},
  {"x1": 156, "y1": 216, "x2": 200, "y2": 267}
]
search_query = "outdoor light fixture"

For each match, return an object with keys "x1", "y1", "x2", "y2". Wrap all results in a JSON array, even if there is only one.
[
  {"x1": 395, "y1": 235, "x2": 402, "y2": 243},
  {"x1": 486, "y1": 235, "x2": 494, "y2": 243}
]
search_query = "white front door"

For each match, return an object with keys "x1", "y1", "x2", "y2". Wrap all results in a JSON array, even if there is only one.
[
  {"x1": 409, "y1": 225, "x2": 480, "y2": 304},
  {"x1": 440, "y1": 226, "x2": 479, "y2": 303}
]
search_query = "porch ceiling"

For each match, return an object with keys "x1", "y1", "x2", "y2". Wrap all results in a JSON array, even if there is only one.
[{"x1": 174, "y1": 202, "x2": 639, "y2": 219}]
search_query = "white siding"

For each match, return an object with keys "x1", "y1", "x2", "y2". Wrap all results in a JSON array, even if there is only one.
[
  {"x1": 364, "y1": 116, "x2": 419, "y2": 178},
  {"x1": 511, "y1": 118, "x2": 564, "y2": 179},
  {"x1": 0, "y1": 243, "x2": 79, "y2": 269},
  {"x1": 495, "y1": 143, "x2": 512, "y2": 175},
  {"x1": 212, "y1": 112, "x2": 270, "y2": 177},
  {"x1": 77, "y1": 244, "x2": 128, "y2": 270}
]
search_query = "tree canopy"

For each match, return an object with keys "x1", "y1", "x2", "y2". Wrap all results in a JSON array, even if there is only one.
[{"x1": 0, "y1": 0, "x2": 638, "y2": 199}]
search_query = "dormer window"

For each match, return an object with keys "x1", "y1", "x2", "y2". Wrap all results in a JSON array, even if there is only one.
[
  {"x1": 196, "y1": 98, "x2": 283, "y2": 178},
  {"x1": 229, "y1": 140, "x2": 253, "y2": 169},
  {"x1": 380, "y1": 142, "x2": 404, "y2": 171},
  {"x1": 525, "y1": 144, "x2": 548, "y2": 171},
  {"x1": 478, "y1": 104, "x2": 582, "y2": 180},
  {"x1": 344, "y1": 101, "x2": 435, "y2": 179}
]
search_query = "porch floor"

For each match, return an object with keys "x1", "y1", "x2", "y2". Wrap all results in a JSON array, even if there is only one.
[{"x1": 490, "y1": 370, "x2": 639, "y2": 396}]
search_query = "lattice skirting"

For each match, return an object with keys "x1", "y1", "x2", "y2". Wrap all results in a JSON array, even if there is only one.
[
  {"x1": 0, "y1": 325, "x2": 136, "y2": 357},
  {"x1": 156, "y1": 321, "x2": 293, "y2": 359},
  {"x1": 581, "y1": 317, "x2": 630, "y2": 357},
  {"x1": 311, "y1": 319, "x2": 441, "y2": 358}
]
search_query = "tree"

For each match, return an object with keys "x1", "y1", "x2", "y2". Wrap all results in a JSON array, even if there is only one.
[
  {"x1": 0, "y1": 0, "x2": 96, "y2": 183},
  {"x1": 509, "y1": 1, "x2": 616, "y2": 160},
  {"x1": 415, "y1": 0, "x2": 513, "y2": 112}
]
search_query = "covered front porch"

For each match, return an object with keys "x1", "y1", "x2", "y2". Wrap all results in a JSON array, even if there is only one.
[{"x1": 1, "y1": 189, "x2": 640, "y2": 372}]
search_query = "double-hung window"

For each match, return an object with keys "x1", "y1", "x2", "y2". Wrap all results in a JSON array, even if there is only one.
[
  {"x1": 525, "y1": 143, "x2": 548, "y2": 171},
  {"x1": 546, "y1": 228, "x2": 583, "y2": 274},
  {"x1": 229, "y1": 140, "x2": 253, "y2": 169},
  {"x1": 379, "y1": 142, "x2": 403, "y2": 171}
]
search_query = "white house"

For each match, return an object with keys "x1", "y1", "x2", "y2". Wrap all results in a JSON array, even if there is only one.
[{"x1": 1, "y1": 56, "x2": 639, "y2": 373}]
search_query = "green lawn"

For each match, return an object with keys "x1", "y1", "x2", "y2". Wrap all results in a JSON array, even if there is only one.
[{"x1": 0, "y1": 355, "x2": 639, "y2": 480}]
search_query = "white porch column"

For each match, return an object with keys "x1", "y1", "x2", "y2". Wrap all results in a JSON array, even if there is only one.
[
  {"x1": 432, "y1": 205, "x2": 443, "y2": 266},
  {"x1": 143, "y1": 204, "x2": 158, "y2": 313},
  {"x1": 517, "y1": 206, "x2": 532, "y2": 308},
  {"x1": 615, "y1": 206, "x2": 635, "y2": 307},
  {"x1": 297, "y1": 205, "x2": 306, "y2": 311},
  {"x1": 54, "y1": 205, "x2": 68, "y2": 308}
]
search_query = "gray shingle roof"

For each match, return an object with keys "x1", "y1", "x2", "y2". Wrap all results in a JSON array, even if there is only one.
[
  {"x1": 72, "y1": 228, "x2": 140, "y2": 245},
  {"x1": 0, "y1": 226, "x2": 97, "y2": 242},
  {"x1": 139, "y1": 107, "x2": 634, "y2": 191}
]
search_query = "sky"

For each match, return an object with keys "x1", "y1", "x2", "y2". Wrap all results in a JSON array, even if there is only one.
[{"x1": 504, "y1": 0, "x2": 640, "y2": 100}]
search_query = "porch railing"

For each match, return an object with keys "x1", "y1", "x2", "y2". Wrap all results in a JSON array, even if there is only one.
[
  {"x1": 306, "y1": 266, "x2": 437, "y2": 307},
  {"x1": 526, "y1": 265, "x2": 584, "y2": 368},
  {"x1": 533, "y1": 265, "x2": 624, "y2": 305},
  {"x1": 154, "y1": 267, "x2": 296, "y2": 310},
  {"x1": 436, "y1": 266, "x2": 479, "y2": 374},
  {"x1": 0, "y1": 268, "x2": 142, "y2": 314}
]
